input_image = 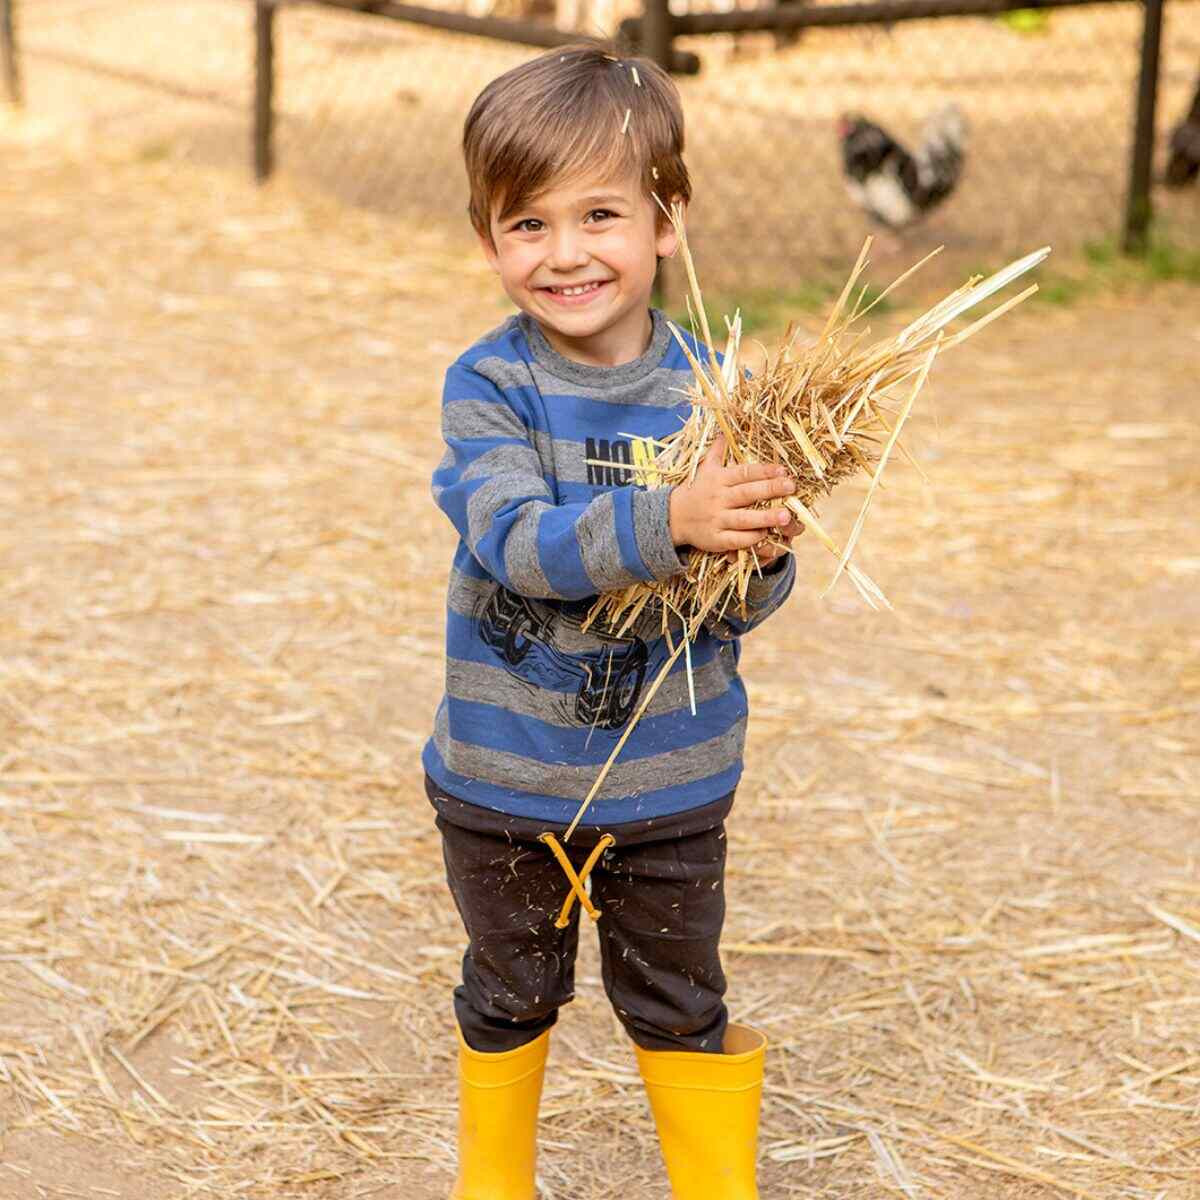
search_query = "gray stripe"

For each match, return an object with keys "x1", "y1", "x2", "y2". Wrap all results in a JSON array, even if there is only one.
[
  {"x1": 531, "y1": 428, "x2": 555, "y2": 474},
  {"x1": 575, "y1": 490, "x2": 643, "y2": 592},
  {"x1": 459, "y1": 441, "x2": 544, "y2": 487},
  {"x1": 443, "y1": 396, "x2": 528, "y2": 442},
  {"x1": 530, "y1": 363, "x2": 695, "y2": 407},
  {"x1": 702, "y1": 556, "x2": 795, "y2": 640},
  {"x1": 440, "y1": 415, "x2": 565, "y2": 491},
  {"x1": 474, "y1": 352, "x2": 694, "y2": 409},
  {"x1": 434, "y1": 703, "x2": 745, "y2": 804},
  {"x1": 445, "y1": 645, "x2": 737, "y2": 728},
  {"x1": 630, "y1": 487, "x2": 684, "y2": 581},
  {"x1": 745, "y1": 555, "x2": 795, "y2": 605},
  {"x1": 466, "y1": 474, "x2": 553, "y2": 565},
  {"x1": 502, "y1": 502, "x2": 560, "y2": 598},
  {"x1": 447, "y1": 566, "x2": 502, "y2": 616},
  {"x1": 472, "y1": 356, "x2": 537, "y2": 395},
  {"x1": 479, "y1": 317, "x2": 520, "y2": 345},
  {"x1": 431, "y1": 448, "x2": 454, "y2": 506}
]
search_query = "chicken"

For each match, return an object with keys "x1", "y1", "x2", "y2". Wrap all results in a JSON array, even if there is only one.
[
  {"x1": 838, "y1": 104, "x2": 968, "y2": 231},
  {"x1": 1165, "y1": 74, "x2": 1200, "y2": 189}
]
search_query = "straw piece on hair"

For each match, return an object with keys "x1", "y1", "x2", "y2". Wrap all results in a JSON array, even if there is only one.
[{"x1": 621, "y1": 108, "x2": 631, "y2": 135}]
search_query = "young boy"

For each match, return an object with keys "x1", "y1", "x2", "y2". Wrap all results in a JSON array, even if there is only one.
[{"x1": 424, "y1": 45, "x2": 803, "y2": 1199}]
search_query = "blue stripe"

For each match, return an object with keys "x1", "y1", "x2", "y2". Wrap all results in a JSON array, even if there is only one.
[
  {"x1": 423, "y1": 738, "x2": 743, "y2": 826},
  {"x1": 432, "y1": 471, "x2": 486, "y2": 538},
  {"x1": 449, "y1": 370, "x2": 691, "y2": 440},
  {"x1": 458, "y1": 327, "x2": 526, "y2": 368},
  {"x1": 443, "y1": 692, "x2": 746, "y2": 767},
  {"x1": 445, "y1": 385, "x2": 553, "y2": 435},
  {"x1": 558, "y1": 480, "x2": 627, "y2": 504},
  {"x1": 664, "y1": 327, "x2": 717, "y2": 373},
  {"x1": 450, "y1": 546, "x2": 492, "y2": 580},
  {"x1": 612, "y1": 485, "x2": 649, "y2": 578},
  {"x1": 441, "y1": 434, "x2": 530, "y2": 453},
  {"x1": 492, "y1": 392, "x2": 689, "y2": 438},
  {"x1": 534, "y1": 507, "x2": 594, "y2": 598}
]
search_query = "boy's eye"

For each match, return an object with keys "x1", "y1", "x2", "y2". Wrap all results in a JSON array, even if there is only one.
[
  {"x1": 587, "y1": 209, "x2": 618, "y2": 222},
  {"x1": 512, "y1": 218, "x2": 543, "y2": 233}
]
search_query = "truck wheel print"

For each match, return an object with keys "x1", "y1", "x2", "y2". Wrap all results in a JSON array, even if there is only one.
[{"x1": 477, "y1": 586, "x2": 650, "y2": 732}]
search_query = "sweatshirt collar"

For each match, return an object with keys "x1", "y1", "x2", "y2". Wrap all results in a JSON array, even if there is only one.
[{"x1": 519, "y1": 308, "x2": 671, "y2": 387}]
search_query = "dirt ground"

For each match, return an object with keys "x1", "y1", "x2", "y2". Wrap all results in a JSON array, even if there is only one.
[{"x1": 2, "y1": 90, "x2": 1200, "y2": 1200}]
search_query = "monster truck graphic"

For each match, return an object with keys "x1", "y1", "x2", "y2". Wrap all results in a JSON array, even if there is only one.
[{"x1": 477, "y1": 586, "x2": 649, "y2": 731}]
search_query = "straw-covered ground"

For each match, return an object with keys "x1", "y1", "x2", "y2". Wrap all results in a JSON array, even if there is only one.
[{"x1": 2, "y1": 116, "x2": 1199, "y2": 1199}]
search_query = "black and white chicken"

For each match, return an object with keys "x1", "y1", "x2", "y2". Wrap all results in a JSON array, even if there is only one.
[{"x1": 838, "y1": 104, "x2": 968, "y2": 232}]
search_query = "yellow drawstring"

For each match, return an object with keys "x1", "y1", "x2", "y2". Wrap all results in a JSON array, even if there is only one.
[{"x1": 538, "y1": 832, "x2": 616, "y2": 929}]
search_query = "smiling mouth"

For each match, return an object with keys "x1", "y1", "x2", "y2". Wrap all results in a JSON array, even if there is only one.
[{"x1": 541, "y1": 281, "x2": 609, "y2": 296}]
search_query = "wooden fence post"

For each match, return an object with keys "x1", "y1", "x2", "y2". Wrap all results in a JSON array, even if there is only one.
[
  {"x1": 254, "y1": 0, "x2": 276, "y2": 182},
  {"x1": 1122, "y1": 0, "x2": 1164, "y2": 253},
  {"x1": 641, "y1": 0, "x2": 673, "y2": 70},
  {"x1": 641, "y1": 0, "x2": 675, "y2": 309},
  {"x1": 1, "y1": 0, "x2": 20, "y2": 108}
]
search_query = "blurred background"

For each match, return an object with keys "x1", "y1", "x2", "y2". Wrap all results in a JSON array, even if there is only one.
[{"x1": 5, "y1": 0, "x2": 1199, "y2": 295}]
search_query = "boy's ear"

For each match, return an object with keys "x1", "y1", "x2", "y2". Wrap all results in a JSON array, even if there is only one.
[
  {"x1": 477, "y1": 231, "x2": 501, "y2": 274},
  {"x1": 654, "y1": 196, "x2": 686, "y2": 260}
]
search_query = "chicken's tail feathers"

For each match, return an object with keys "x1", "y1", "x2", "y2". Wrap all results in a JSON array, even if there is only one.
[
  {"x1": 1164, "y1": 119, "x2": 1200, "y2": 188},
  {"x1": 919, "y1": 102, "x2": 969, "y2": 158},
  {"x1": 913, "y1": 101, "x2": 967, "y2": 207}
]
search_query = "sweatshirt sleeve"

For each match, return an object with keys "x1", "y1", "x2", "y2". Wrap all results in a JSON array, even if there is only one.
[
  {"x1": 705, "y1": 553, "x2": 796, "y2": 641},
  {"x1": 432, "y1": 362, "x2": 684, "y2": 600}
]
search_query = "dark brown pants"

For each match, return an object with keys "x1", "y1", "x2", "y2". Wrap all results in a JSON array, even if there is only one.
[{"x1": 437, "y1": 810, "x2": 730, "y2": 1054}]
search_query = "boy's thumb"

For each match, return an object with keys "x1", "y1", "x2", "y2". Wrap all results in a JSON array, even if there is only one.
[{"x1": 705, "y1": 434, "x2": 726, "y2": 466}]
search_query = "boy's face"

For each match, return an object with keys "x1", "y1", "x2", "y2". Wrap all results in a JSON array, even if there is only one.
[{"x1": 480, "y1": 170, "x2": 680, "y2": 367}]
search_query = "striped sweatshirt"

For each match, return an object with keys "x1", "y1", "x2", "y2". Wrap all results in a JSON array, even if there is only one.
[{"x1": 423, "y1": 308, "x2": 796, "y2": 828}]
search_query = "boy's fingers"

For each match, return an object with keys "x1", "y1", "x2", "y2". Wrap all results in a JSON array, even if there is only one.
[
  {"x1": 726, "y1": 476, "x2": 795, "y2": 507},
  {"x1": 724, "y1": 507, "x2": 791, "y2": 531},
  {"x1": 703, "y1": 435, "x2": 727, "y2": 468},
  {"x1": 725, "y1": 460, "x2": 786, "y2": 487},
  {"x1": 721, "y1": 529, "x2": 771, "y2": 551}
]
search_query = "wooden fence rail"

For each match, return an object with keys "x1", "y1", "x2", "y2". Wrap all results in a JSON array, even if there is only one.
[{"x1": 1, "y1": 0, "x2": 20, "y2": 107}]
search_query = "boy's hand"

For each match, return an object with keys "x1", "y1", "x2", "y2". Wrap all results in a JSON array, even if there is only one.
[{"x1": 668, "y1": 435, "x2": 796, "y2": 554}]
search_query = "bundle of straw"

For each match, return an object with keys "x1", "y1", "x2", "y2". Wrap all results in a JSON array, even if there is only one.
[{"x1": 565, "y1": 208, "x2": 1048, "y2": 839}]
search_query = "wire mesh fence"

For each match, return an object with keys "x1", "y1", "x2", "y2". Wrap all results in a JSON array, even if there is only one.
[{"x1": 10, "y1": 0, "x2": 1200, "y2": 293}]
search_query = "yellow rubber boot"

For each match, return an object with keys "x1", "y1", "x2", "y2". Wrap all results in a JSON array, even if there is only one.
[
  {"x1": 634, "y1": 1024, "x2": 767, "y2": 1200},
  {"x1": 451, "y1": 1027, "x2": 549, "y2": 1200}
]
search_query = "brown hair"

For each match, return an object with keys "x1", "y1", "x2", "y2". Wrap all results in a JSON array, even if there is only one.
[{"x1": 463, "y1": 44, "x2": 691, "y2": 242}]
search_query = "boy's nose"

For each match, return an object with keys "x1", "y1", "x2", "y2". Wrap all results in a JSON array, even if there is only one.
[{"x1": 546, "y1": 228, "x2": 588, "y2": 271}]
